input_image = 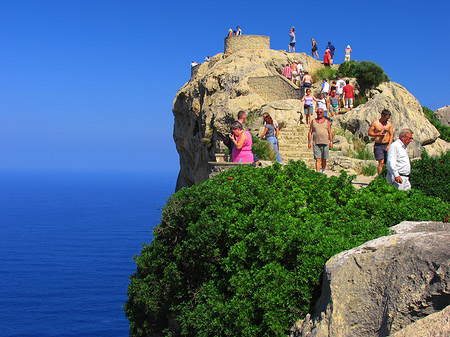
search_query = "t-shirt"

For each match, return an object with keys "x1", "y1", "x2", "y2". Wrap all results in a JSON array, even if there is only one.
[
  {"x1": 265, "y1": 124, "x2": 276, "y2": 138},
  {"x1": 322, "y1": 82, "x2": 330, "y2": 93},
  {"x1": 327, "y1": 44, "x2": 336, "y2": 56},
  {"x1": 290, "y1": 31, "x2": 296, "y2": 44},
  {"x1": 343, "y1": 84, "x2": 354, "y2": 99},
  {"x1": 317, "y1": 98, "x2": 327, "y2": 111},
  {"x1": 336, "y1": 79, "x2": 346, "y2": 94}
]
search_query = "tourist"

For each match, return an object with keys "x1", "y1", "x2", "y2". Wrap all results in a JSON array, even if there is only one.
[
  {"x1": 330, "y1": 80, "x2": 337, "y2": 94},
  {"x1": 323, "y1": 49, "x2": 331, "y2": 67},
  {"x1": 336, "y1": 76, "x2": 346, "y2": 106},
  {"x1": 328, "y1": 90, "x2": 340, "y2": 117},
  {"x1": 230, "y1": 122, "x2": 255, "y2": 163},
  {"x1": 289, "y1": 27, "x2": 296, "y2": 53},
  {"x1": 345, "y1": 45, "x2": 352, "y2": 62},
  {"x1": 342, "y1": 80, "x2": 354, "y2": 109},
  {"x1": 311, "y1": 38, "x2": 319, "y2": 60},
  {"x1": 300, "y1": 88, "x2": 318, "y2": 125},
  {"x1": 236, "y1": 26, "x2": 242, "y2": 35},
  {"x1": 326, "y1": 41, "x2": 336, "y2": 64},
  {"x1": 368, "y1": 109, "x2": 394, "y2": 175},
  {"x1": 262, "y1": 112, "x2": 279, "y2": 129},
  {"x1": 204, "y1": 55, "x2": 210, "y2": 62},
  {"x1": 259, "y1": 114, "x2": 282, "y2": 163},
  {"x1": 301, "y1": 71, "x2": 313, "y2": 88},
  {"x1": 321, "y1": 78, "x2": 330, "y2": 99},
  {"x1": 227, "y1": 29, "x2": 233, "y2": 37},
  {"x1": 282, "y1": 64, "x2": 292, "y2": 80},
  {"x1": 308, "y1": 108, "x2": 333, "y2": 173},
  {"x1": 386, "y1": 129, "x2": 413, "y2": 190},
  {"x1": 316, "y1": 93, "x2": 328, "y2": 117},
  {"x1": 236, "y1": 111, "x2": 261, "y2": 166},
  {"x1": 291, "y1": 61, "x2": 299, "y2": 85},
  {"x1": 191, "y1": 61, "x2": 198, "y2": 67}
]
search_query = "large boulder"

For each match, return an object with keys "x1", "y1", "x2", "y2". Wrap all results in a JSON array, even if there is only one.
[
  {"x1": 433, "y1": 105, "x2": 450, "y2": 127},
  {"x1": 292, "y1": 221, "x2": 450, "y2": 337},
  {"x1": 335, "y1": 82, "x2": 440, "y2": 158}
]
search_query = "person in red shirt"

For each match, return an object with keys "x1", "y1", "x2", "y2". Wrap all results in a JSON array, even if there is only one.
[
  {"x1": 323, "y1": 49, "x2": 331, "y2": 67},
  {"x1": 342, "y1": 80, "x2": 354, "y2": 109}
]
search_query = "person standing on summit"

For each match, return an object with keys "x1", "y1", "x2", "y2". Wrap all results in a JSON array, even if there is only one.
[
  {"x1": 326, "y1": 41, "x2": 336, "y2": 64},
  {"x1": 289, "y1": 27, "x2": 296, "y2": 53}
]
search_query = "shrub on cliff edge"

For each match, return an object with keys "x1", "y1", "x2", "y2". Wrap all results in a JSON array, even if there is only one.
[{"x1": 126, "y1": 161, "x2": 450, "y2": 337}]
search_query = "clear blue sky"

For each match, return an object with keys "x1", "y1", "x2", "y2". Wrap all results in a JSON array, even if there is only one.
[{"x1": 1, "y1": 1, "x2": 449, "y2": 174}]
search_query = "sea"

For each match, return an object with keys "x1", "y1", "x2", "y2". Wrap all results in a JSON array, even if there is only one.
[{"x1": 0, "y1": 169, "x2": 176, "y2": 336}]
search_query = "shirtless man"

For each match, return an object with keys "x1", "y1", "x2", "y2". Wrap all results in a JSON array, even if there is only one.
[{"x1": 368, "y1": 109, "x2": 394, "y2": 175}]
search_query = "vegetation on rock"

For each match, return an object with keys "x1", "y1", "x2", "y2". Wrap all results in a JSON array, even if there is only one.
[
  {"x1": 338, "y1": 60, "x2": 389, "y2": 93},
  {"x1": 126, "y1": 160, "x2": 450, "y2": 336},
  {"x1": 423, "y1": 106, "x2": 450, "y2": 142}
]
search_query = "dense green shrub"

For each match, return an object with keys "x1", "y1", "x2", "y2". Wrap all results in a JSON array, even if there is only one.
[
  {"x1": 411, "y1": 150, "x2": 450, "y2": 202},
  {"x1": 422, "y1": 106, "x2": 450, "y2": 142},
  {"x1": 126, "y1": 161, "x2": 450, "y2": 337},
  {"x1": 353, "y1": 61, "x2": 389, "y2": 93},
  {"x1": 338, "y1": 60, "x2": 358, "y2": 77},
  {"x1": 252, "y1": 135, "x2": 276, "y2": 161},
  {"x1": 312, "y1": 67, "x2": 338, "y2": 83}
]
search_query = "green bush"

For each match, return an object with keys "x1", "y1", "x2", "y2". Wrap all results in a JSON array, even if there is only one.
[
  {"x1": 354, "y1": 61, "x2": 389, "y2": 93},
  {"x1": 252, "y1": 135, "x2": 276, "y2": 161},
  {"x1": 312, "y1": 67, "x2": 338, "y2": 83},
  {"x1": 358, "y1": 163, "x2": 377, "y2": 176},
  {"x1": 126, "y1": 161, "x2": 450, "y2": 336},
  {"x1": 338, "y1": 60, "x2": 358, "y2": 77},
  {"x1": 411, "y1": 150, "x2": 450, "y2": 202},
  {"x1": 422, "y1": 106, "x2": 450, "y2": 142}
]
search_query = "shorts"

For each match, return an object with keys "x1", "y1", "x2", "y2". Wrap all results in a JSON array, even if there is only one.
[
  {"x1": 290, "y1": 42, "x2": 295, "y2": 47},
  {"x1": 304, "y1": 105, "x2": 314, "y2": 115},
  {"x1": 374, "y1": 142, "x2": 388, "y2": 161},
  {"x1": 303, "y1": 82, "x2": 311, "y2": 88},
  {"x1": 345, "y1": 98, "x2": 353, "y2": 108},
  {"x1": 330, "y1": 105, "x2": 339, "y2": 114},
  {"x1": 313, "y1": 144, "x2": 329, "y2": 159},
  {"x1": 312, "y1": 46, "x2": 317, "y2": 52}
]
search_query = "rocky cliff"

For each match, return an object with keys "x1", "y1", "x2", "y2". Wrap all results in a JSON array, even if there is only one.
[{"x1": 173, "y1": 36, "x2": 450, "y2": 191}]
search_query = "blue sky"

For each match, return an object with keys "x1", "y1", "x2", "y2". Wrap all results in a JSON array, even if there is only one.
[{"x1": 1, "y1": 1, "x2": 449, "y2": 174}]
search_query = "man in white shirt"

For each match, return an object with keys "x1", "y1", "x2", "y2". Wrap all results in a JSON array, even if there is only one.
[
  {"x1": 386, "y1": 128, "x2": 414, "y2": 190},
  {"x1": 321, "y1": 79, "x2": 330, "y2": 99}
]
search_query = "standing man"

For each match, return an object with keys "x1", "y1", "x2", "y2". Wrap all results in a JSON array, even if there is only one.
[
  {"x1": 289, "y1": 27, "x2": 296, "y2": 53},
  {"x1": 282, "y1": 64, "x2": 292, "y2": 80},
  {"x1": 321, "y1": 78, "x2": 330, "y2": 99},
  {"x1": 308, "y1": 108, "x2": 333, "y2": 173},
  {"x1": 368, "y1": 109, "x2": 394, "y2": 175},
  {"x1": 386, "y1": 129, "x2": 414, "y2": 190},
  {"x1": 326, "y1": 41, "x2": 336, "y2": 64},
  {"x1": 342, "y1": 80, "x2": 354, "y2": 109},
  {"x1": 236, "y1": 26, "x2": 242, "y2": 35},
  {"x1": 336, "y1": 76, "x2": 346, "y2": 106},
  {"x1": 301, "y1": 71, "x2": 313, "y2": 88}
]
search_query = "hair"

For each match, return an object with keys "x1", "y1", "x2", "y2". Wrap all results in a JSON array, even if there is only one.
[
  {"x1": 237, "y1": 111, "x2": 246, "y2": 119},
  {"x1": 346, "y1": 80, "x2": 350, "y2": 84},
  {"x1": 399, "y1": 128, "x2": 413, "y2": 138},
  {"x1": 381, "y1": 109, "x2": 391, "y2": 116},
  {"x1": 306, "y1": 88, "x2": 311, "y2": 94},
  {"x1": 264, "y1": 115, "x2": 274, "y2": 125},
  {"x1": 332, "y1": 80, "x2": 336, "y2": 84},
  {"x1": 328, "y1": 41, "x2": 331, "y2": 44},
  {"x1": 231, "y1": 122, "x2": 243, "y2": 130}
]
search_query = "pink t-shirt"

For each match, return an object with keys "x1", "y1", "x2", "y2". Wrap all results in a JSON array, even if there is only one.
[{"x1": 232, "y1": 131, "x2": 254, "y2": 163}]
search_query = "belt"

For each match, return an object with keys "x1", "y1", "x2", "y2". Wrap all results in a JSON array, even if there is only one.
[
  {"x1": 400, "y1": 174, "x2": 410, "y2": 178},
  {"x1": 375, "y1": 142, "x2": 389, "y2": 145}
]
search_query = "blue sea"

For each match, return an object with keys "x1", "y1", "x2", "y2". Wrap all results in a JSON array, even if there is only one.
[{"x1": 0, "y1": 169, "x2": 176, "y2": 336}]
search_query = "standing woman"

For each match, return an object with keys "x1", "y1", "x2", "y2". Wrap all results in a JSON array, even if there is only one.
[
  {"x1": 311, "y1": 38, "x2": 319, "y2": 60},
  {"x1": 259, "y1": 115, "x2": 283, "y2": 163},
  {"x1": 229, "y1": 122, "x2": 254, "y2": 163},
  {"x1": 301, "y1": 88, "x2": 318, "y2": 125}
]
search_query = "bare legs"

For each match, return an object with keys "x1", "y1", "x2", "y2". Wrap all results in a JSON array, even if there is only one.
[
  {"x1": 315, "y1": 158, "x2": 327, "y2": 172},
  {"x1": 377, "y1": 159, "x2": 384, "y2": 176}
]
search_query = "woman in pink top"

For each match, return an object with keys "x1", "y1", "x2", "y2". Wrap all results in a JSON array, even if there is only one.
[{"x1": 230, "y1": 122, "x2": 254, "y2": 163}]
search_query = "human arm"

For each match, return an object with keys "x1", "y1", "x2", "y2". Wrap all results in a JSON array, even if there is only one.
[
  {"x1": 232, "y1": 131, "x2": 247, "y2": 150},
  {"x1": 275, "y1": 127, "x2": 279, "y2": 140},
  {"x1": 386, "y1": 143, "x2": 402, "y2": 183},
  {"x1": 386, "y1": 123, "x2": 394, "y2": 151},
  {"x1": 328, "y1": 120, "x2": 333, "y2": 149},
  {"x1": 308, "y1": 122, "x2": 313, "y2": 148},
  {"x1": 259, "y1": 127, "x2": 268, "y2": 140}
]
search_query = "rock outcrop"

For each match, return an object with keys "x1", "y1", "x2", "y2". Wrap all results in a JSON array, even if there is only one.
[
  {"x1": 173, "y1": 36, "x2": 449, "y2": 190},
  {"x1": 433, "y1": 105, "x2": 450, "y2": 127},
  {"x1": 291, "y1": 221, "x2": 450, "y2": 337}
]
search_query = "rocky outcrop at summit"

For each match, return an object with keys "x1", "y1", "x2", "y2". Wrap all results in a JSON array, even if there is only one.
[
  {"x1": 291, "y1": 221, "x2": 450, "y2": 337},
  {"x1": 433, "y1": 105, "x2": 450, "y2": 127},
  {"x1": 173, "y1": 38, "x2": 449, "y2": 191}
]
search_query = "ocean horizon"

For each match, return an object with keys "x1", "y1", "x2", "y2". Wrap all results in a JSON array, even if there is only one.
[{"x1": 0, "y1": 169, "x2": 176, "y2": 336}]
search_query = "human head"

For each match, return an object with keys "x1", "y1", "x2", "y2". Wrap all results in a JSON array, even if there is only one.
[
  {"x1": 323, "y1": 78, "x2": 327, "y2": 82},
  {"x1": 346, "y1": 80, "x2": 350, "y2": 84},
  {"x1": 399, "y1": 128, "x2": 413, "y2": 146},
  {"x1": 316, "y1": 108, "x2": 324, "y2": 116},
  {"x1": 331, "y1": 90, "x2": 336, "y2": 97},
  {"x1": 292, "y1": 26, "x2": 295, "y2": 30},
  {"x1": 381, "y1": 109, "x2": 391, "y2": 121},
  {"x1": 328, "y1": 41, "x2": 331, "y2": 45},
  {"x1": 263, "y1": 114, "x2": 274, "y2": 125},
  {"x1": 306, "y1": 88, "x2": 311, "y2": 95},
  {"x1": 237, "y1": 26, "x2": 240, "y2": 29},
  {"x1": 237, "y1": 110, "x2": 247, "y2": 122},
  {"x1": 347, "y1": 45, "x2": 351, "y2": 49},
  {"x1": 231, "y1": 122, "x2": 243, "y2": 131},
  {"x1": 319, "y1": 93, "x2": 324, "y2": 99}
]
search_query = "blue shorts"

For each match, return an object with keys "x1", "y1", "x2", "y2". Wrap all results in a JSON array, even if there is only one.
[{"x1": 374, "y1": 142, "x2": 388, "y2": 161}]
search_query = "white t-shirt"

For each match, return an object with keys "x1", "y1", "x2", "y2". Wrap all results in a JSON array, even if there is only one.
[
  {"x1": 322, "y1": 82, "x2": 330, "y2": 93},
  {"x1": 336, "y1": 79, "x2": 346, "y2": 94}
]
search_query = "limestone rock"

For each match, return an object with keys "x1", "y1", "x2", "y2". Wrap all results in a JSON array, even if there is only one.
[
  {"x1": 433, "y1": 105, "x2": 450, "y2": 127},
  {"x1": 292, "y1": 221, "x2": 450, "y2": 337},
  {"x1": 335, "y1": 82, "x2": 440, "y2": 158}
]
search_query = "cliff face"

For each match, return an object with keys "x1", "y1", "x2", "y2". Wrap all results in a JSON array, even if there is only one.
[{"x1": 173, "y1": 39, "x2": 448, "y2": 191}]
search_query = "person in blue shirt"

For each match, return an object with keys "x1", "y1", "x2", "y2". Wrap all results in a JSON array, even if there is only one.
[{"x1": 326, "y1": 42, "x2": 336, "y2": 64}]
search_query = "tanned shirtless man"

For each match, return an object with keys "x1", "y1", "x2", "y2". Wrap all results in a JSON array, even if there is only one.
[{"x1": 368, "y1": 109, "x2": 394, "y2": 175}]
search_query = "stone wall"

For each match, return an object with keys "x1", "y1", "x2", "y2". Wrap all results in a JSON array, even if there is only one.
[
  {"x1": 248, "y1": 75, "x2": 304, "y2": 102},
  {"x1": 224, "y1": 35, "x2": 270, "y2": 54}
]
